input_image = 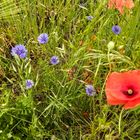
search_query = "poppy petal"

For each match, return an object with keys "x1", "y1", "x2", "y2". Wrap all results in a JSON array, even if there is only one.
[
  {"x1": 108, "y1": 0, "x2": 116, "y2": 8},
  {"x1": 123, "y1": 98, "x2": 140, "y2": 109},
  {"x1": 125, "y1": 0, "x2": 134, "y2": 9},
  {"x1": 107, "y1": 92, "x2": 127, "y2": 105},
  {"x1": 115, "y1": 0, "x2": 125, "y2": 14},
  {"x1": 108, "y1": 0, "x2": 134, "y2": 14}
]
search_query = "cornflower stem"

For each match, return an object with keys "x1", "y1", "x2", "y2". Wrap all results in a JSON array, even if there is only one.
[{"x1": 119, "y1": 108, "x2": 124, "y2": 135}]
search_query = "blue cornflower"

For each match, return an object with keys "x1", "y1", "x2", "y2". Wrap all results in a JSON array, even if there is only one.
[
  {"x1": 85, "y1": 85, "x2": 96, "y2": 96},
  {"x1": 37, "y1": 33, "x2": 48, "y2": 44},
  {"x1": 25, "y1": 79, "x2": 34, "y2": 89},
  {"x1": 50, "y1": 56, "x2": 59, "y2": 65},
  {"x1": 112, "y1": 25, "x2": 121, "y2": 35},
  {"x1": 86, "y1": 16, "x2": 93, "y2": 21},
  {"x1": 11, "y1": 44, "x2": 27, "y2": 59}
]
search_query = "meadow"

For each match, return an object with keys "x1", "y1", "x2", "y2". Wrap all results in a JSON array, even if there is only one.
[{"x1": 0, "y1": 0, "x2": 140, "y2": 139}]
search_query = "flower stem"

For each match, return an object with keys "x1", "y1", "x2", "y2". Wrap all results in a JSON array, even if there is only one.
[
  {"x1": 107, "y1": 49, "x2": 112, "y2": 72},
  {"x1": 118, "y1": 108, "x2": 124, "y2": 135}
]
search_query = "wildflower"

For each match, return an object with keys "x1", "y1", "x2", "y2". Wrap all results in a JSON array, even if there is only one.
[
  {"x1": 37, "y1": 33, "x2": 48, "y2": 44},
  {"x1": 85, "y1": 85, "x2": 96, "y2": 96},
  {"x1": 107, "y1": 41, "x2": 115, "y2": 50},
  {"x1": 125, "y1": 0, "x2": 134, "y2": 9},
  {"x1": 108, "y1": 0, "x2": 134, "y2": 14},
  {"x1": 112, "y1": 25, "x2": 121, "y2": 35},
  {"x1": 108, "y1": 0, "x2": 125, "y2": 14},
  {"x1": 11, "y1": 44, "x2": 27, "y2": 59},
  {"x1": 26, "y1": 79, "x2": 34, "y2": 89},
  {"x1": 86, "y1": 16, "x2": 93, "y2": 21},
  {"x1": 50, "y1": 56, "x2": 59, "y2": 65},
  {"x1": 105, "y1": 70, "x2": 140, "y2": 109}
]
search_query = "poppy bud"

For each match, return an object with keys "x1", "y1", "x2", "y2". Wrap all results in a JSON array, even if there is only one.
[{"x1": 107, "y1": 41, "x2": 115, "y2": 50}]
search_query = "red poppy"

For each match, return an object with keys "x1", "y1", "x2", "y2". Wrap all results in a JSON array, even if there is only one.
[
  {"x1": 108, "y1": 0, "x2": 134, "y2": 14},
  {"x1": 105, "y1": 70, "x2": 140, "y2": 109},
  {"x1": 125, "y1": 0, "x2": 134, "y2": 9}
]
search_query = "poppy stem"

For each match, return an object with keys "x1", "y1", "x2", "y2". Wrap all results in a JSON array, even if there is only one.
[
  {"x1": 107, "y1": 50, "x2": 112, "y2": 72},
  {"x1": 118, "y1": 108, "x2": 124, "y2": 135}
]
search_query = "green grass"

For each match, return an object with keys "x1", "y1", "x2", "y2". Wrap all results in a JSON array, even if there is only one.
[{"x1": 0, "y1": 0, "x2": 140, "y2": 139}]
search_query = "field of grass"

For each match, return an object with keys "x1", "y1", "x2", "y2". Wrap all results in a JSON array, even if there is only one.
[{"x1": 0, "y1": 0, "x2": 140, "y2": 139}]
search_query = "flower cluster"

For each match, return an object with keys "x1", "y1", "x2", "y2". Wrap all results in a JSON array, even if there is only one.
[
  {"x1": 10, "y1": 3, "x2": 137, "y2": 111},
  {"x1": 11, "y1": 33, "x2": 59, "y2": 90},
  {"x1": 104, "y1": 0, "x2": 139, "y2": 110}
]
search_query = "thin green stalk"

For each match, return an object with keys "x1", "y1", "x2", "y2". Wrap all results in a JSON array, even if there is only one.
[{"x1": 119, "y1": 108, "x2": 124, "y2": 135}]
